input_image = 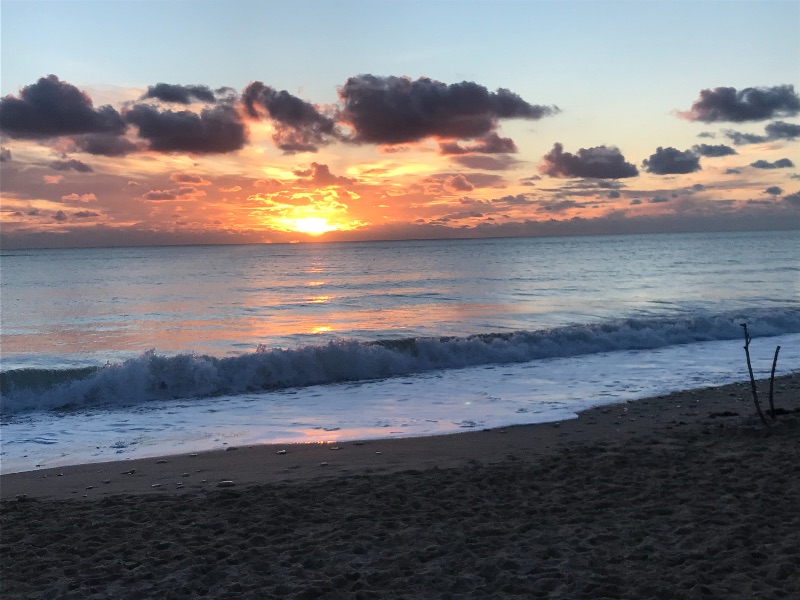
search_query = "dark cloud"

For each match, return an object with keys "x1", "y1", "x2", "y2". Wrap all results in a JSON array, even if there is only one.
[
  {"x1": 724, "y1": 168, "x2": 742, "y2": 175},
  {"x1": 293, "y1": 162, "x2": 354, "y2": 186},
  {"x1": 725, "y1": 120, "x2": 800, "y2": 146},
  {"x1": 73, "y1": 210, "x2": 99, "y2": 218},
  {"x1": 765, "y1": 186, "x2": 783, "y2": 195},
  {"x1": 750, "y1": 158, "x2": 794, "y2": 169},
  {"x1": 0, "y1": 75, "x2": 125, "y2": 139},
  {"x1": 724, "y1": 130, "x2": 767, "y2": 145},
  {"x1": 338, "y1": 75, "x2": 558, "y2": 145},
  {"x1": 679, "y1": 85, "x2": 800, "y2": 123},
  {"x1": 124, "y1": 103, "x2": 246, "y2": 154},
  {"x1": 439, "y1": 133, "x2": 517, "y2": 155},
  {"x1": 784, "y1": 192, "x2": 800, "y2": 207},
  {"x1": 0, "y1": 147, "x2": 10, "y2": 162},
  {"x1": 143, "y1": 83, "x2": 217, "y2": 104},
  {"x1": 53, "y1": 210, "x2": 68, "y2": 221},
  {"x1": 649, "y1": 196, "x2": 670, "y2": 203},
  {"x1": 49, "y1": 158, "x2": 93, "y2": 173},
  {"x1": 697, "y1": 132, "x2": 716, "y2": 139},
  {"x1": 539, "y1": 143, "x2": 638, "y2": 179},
  {"x1": 607, "y1": 190, "x2": 621, "y2": 199},
  {"x1": 71, "y1": 133, "x2": 138, "y2": 156},
  {"x1": 142, "y1": 187, "x2": 200, "y2": 201},
  {"x1": 642, "y1": 147, "x2": 701, "y2": 175},
  {"x1": 691, "y1": 143, "x2": 736, "y2": 157},
  {"x1": 242, "y1": 81, "x2": 337, "y2": 153},
  {"x1": 765, "y1": 120, "x2": 800, "y2": 140},
  {"x1": 444, "y1": 174, "x2": 473, "y2": 192},
  {"x1": 630, "y1": 199, "x2": 642, "y2": 205},
  {"x1": 492, "y1": 194, "x2": 533, "y2": 206}
]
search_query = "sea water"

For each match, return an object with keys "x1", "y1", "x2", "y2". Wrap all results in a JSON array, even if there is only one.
[{"x1": 1, "y1": 231, "x2": 798, "y2": 473}]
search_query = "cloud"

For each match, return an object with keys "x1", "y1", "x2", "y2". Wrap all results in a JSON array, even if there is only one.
[
  {"x1": 630, "y1": 199, "x2": 642, "y2": 205},
  {"x1": 439, "y1": 133, "x2": 517, "y2": 155},
  {"x1": 242, "y1": 81, "x2": 338, "y2": 153},
  {"x1": 73, "y1": 210, "x2": 99, "y2": 218},
  {"x1": 444, "y1": 174, "x2": 474, "y2": 192},
  {"x1": 142, "y1": 83, "x2": 217, "y2": 104},
  {"x1": 293, "y1": 162, "x2": 354, "y2": 186},
  {"x1": 725, "y1": 120, "x2": 800, "y2": 146},
  {"x1": 539, "y1": 143, "x2": 638, "y2": 179},
  {"x1": 338, "y1": 75, "x2": 558, "y2": 144},
  {"x1": 750, "y1": 158, "x2": 794, "y2": 169},
  {"x1": 61, "y1": 192, "x2": 97, "y2": 202},
  {"x1": 142, "y1": 186, "x2": 203, "y2": 201},
  {"x1": 784, "y1": 192, "x2": 800, "y2": 207},
  {"x1": 679, "y1": 85, "x2": 800, "y2": 122},
  {"x1": 170, "y1": 173, "x2": 211, "y2": 185},
  {"x1": 765, "y1": 186, "x2": 783, "y2": 195},
  {"x1": 71, "y1": 133, "x2": 139, "y2": 156},
  {"x1": 765, "y1": 120, "x2": 800, "y2": 141},
  {"x1": 220, "y1": 185, "x2": 242, "y2": 193},
  {"x1": 49, "y1": 158, "x2": 93, "y2": 172},
  {"x1": 43, "y1": 175, "x2": 62, "y2": 184},
  {"x1": 124, "y1": 103, "x2": 246, "y2": 154},
  {"x1": 691, "y1": 143, "x2": 736, "y2": 157},
  {"x1": 649, "y1": 196, "x2": 670, "y2": 203},
  {"x1": 0, "y1": 75, "x2": 125, "y2": 139},
  {"x1": 537, "y1": 199, "x2": 587, "y2": 213},
  {"x1": 451, "y1": 154, "x2": 519, "y2": 171},
  {"x1": 0, "y1": 147, "x2": 10, "y2": 162},
  {"x1": 642, "y1": 147, "x2": 701, "y2": 175},
  {"x1": 53, "y1": 210, "x2": 68, "y2": 221}
]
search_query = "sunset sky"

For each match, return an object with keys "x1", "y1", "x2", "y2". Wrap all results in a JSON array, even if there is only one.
[{"x1": 1, "y1": 0, "x2": 798, "y2": 248}]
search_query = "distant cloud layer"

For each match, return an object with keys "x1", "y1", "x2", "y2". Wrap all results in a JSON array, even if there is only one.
[
  {"x1": 539, "y1": 143, "x2": 638, "y2": 179},
  {"x1": 680, "y1": 85, "x2": 800, "y2": 123},
  {"x1": 642, "y1": 147, "x2": 701, "y2": 175},
  {"x1": 338, "y1": 75, "x2": 558, "y2": 145}
]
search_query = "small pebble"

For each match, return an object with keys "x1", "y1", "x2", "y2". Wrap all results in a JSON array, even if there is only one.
[
  {"x1": 375, "y1": 451, "x2": 382, "y2": 455},
  {"x1": 85, "y1": 486, "x2": 94, "y2": 490},
  {"x1": 151, "y1": 483, "x2": 162, "y2": 488},
  {"x1": 156, "y1": 460, "x2": 168, "y2": 464},
  {"x1": 330, "y1": 446, "x2": 340, "y2": 451},
  {"x1": 121, "y1": 469, "x2": 136, "y2": 475},
  {"x1": 225, "y1": 447, "x2": 238, "y2": 452},
  {"x1": 217, "y1": 480, "x2": 235, "y2": 487},
  {"x1": 276, "y1": 450, "x2": 287, "y2": 455},
  {"x1": 189, "y1": 453, "x2": 198, "y2": 457}
]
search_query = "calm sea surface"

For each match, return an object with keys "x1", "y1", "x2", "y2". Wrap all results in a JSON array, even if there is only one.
[{"x1": 1, "y1": 231, "x2": 799, "y2": 472}]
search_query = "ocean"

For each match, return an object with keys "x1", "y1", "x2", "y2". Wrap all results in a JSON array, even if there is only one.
[{"x1": 1, "y1": 230, "x2": 798, "y2": 473}]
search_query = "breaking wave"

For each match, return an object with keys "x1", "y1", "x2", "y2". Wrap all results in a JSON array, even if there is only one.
[{"x1": 2, "y1": 307, "x2": 798, "y2": 414}]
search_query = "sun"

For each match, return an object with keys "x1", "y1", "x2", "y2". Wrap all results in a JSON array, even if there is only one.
[{"x1": 291, "y1": 217, "x2": 337, "y2": 236}]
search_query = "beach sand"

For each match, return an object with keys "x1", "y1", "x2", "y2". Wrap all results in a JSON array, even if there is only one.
[{"x1": 2, "y1": 374, "x2": 799, "y2": 599}]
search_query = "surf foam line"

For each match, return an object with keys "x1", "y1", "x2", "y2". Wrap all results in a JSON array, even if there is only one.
[{"x1": 2, "y1": 307, "x2": 798, "y2": 414}]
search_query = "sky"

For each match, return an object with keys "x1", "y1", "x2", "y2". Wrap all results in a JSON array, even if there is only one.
[{"x1": 1, "y1": 0, "x2": 799, "y2": 248}]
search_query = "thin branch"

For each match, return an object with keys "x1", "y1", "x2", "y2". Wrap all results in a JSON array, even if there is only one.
[
  {"x1": 741, "y1": 323, "x2": 769, "y2": 427},
  {"x1": 768, "y1": 345, "x2": 781, "y2": 420}
]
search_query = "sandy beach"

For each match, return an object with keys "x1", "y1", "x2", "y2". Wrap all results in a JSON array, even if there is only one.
[{"x1": 2, "y1": 374, "x2": 799, "y2": 598}]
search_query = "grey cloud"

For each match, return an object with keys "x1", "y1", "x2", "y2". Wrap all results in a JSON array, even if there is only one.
[
  {"x1": 53, "y1": 210, "x2": 68, "y2": 221},
  {"x1": 49, "y1": 158, "x2": 93, "y2": 173},
  {"x1": 649, "y1": 196, "x2": 670, "y2": 203},
  {"x1": 765, "y1": 120, "x2": 800, "y2": 140},
  {"x1": 0, "y1": 147, "x2": 10, "y2": 162},
  {"x1": 692, "y1": 143, "x2": 736, "y2": 157},
  {"x1": 439, "y1": 133, "x2": 517, "y2": 155},
  {"x1": 539, "y1": 143, "x2": 638, "y2": 179},
  {"x1": 124, "y1": 103, "x2": 246, "y2": 154},
  {"x1": 338, "y1": 75, "x2": 558, "y2": 145},
  {"x1": 784, "y1": 192, "x2": 800, "y2": 207},
  {"x1": 642, "y1": 147, "x2": 701, "y2": 175},
  {"x1": 73, "y1": 210, "x2": 99, "y2": 218},
  {"x1": 680, "y1": 85, "x2": 800, "y2": 122},
  {"x1": 71, "y1": 133, "x2": 138, "y2": 156},
  {"x1": 750, "y1": 158, "x2": 794, "y2": 169},
  {"x1": 0, "y1": 75, "x2": 125, "y2": 139},
  {"x1": 293, "y1": 162, "x2": 354, "y2": 186},
  {"x1": 765, "y1": 186, "x2": 783, "y2": 195},
  {"x1": 242, "y1": 81, "x2": 338, "y2": 153},
  {"x1": 143, "y1": 83, "x2": 217, "y2": 104},
  {"x1": 452, "y1": 154, "x2": 518, "y2": 171}
]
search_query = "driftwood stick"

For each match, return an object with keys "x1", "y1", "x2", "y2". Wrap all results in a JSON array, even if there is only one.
[
  {"x1": 768, "y1": 345, "x2": 781, "y2": 420},
  {"x1": 741, "y1": 323, "x2": 769, "y2": 427}
]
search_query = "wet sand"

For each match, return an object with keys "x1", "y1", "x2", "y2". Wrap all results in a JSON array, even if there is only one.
[{"x1": 2, "y1": 374, "x2": 799, "y2": 599}]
